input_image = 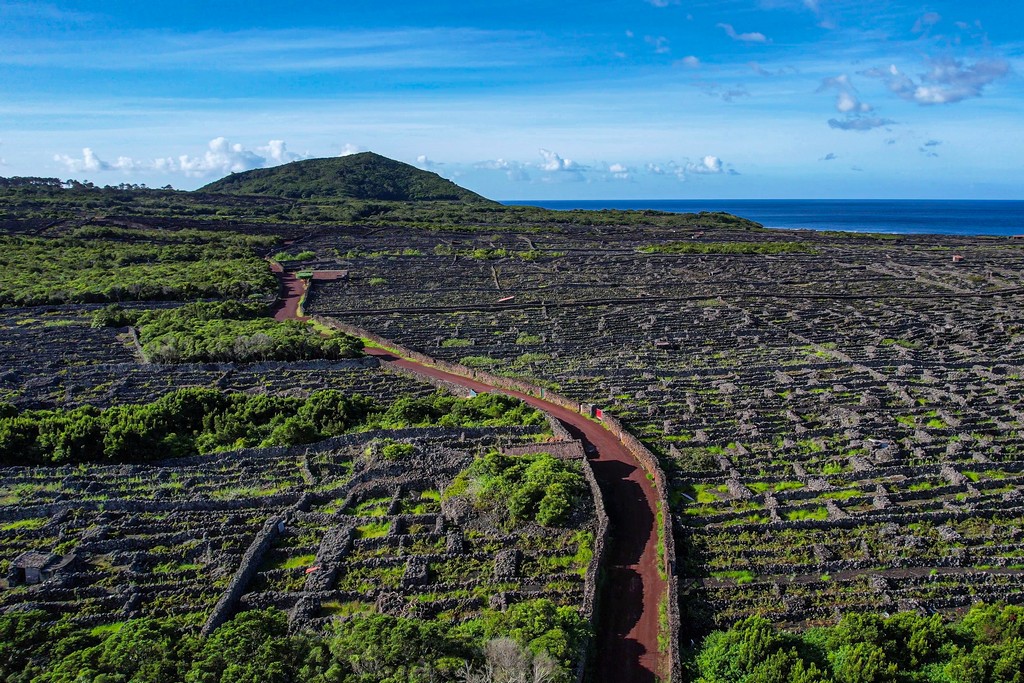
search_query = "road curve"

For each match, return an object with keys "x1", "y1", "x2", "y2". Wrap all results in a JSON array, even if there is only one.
[
  {"x1": 269, "y1": 265, "x2": 668, "y2": 681},
  {"x1": 363, "y1": 348, "x2": 667, "y2": 682}
]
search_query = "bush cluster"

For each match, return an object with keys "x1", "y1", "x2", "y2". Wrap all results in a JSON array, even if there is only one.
[
  {"x1": 447, "y1": 450, "x2": 585, "y2": 527},
  {"x1": 95, "y1": 300, "x2": 363, "y2": 363},
  {"x1": 690, "y1": 602, "x2": 1024, "y2": 683},
  {"x1": 0, "y1": 600, "x2": 587, "y2": 683},
  {"x1": 0, "y1": 389, "x2": 545, "y2": 465}
]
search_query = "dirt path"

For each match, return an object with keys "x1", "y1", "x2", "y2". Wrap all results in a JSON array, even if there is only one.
[
  {"x1": 365, "y1": 348, "x2": 667, "y2": 681},
  {"x1": 268, "y1": 261, "x2": 307, "y2": 322},
  {"x1": 270, "y1": 267, "x2": 667, "y2": 681}
]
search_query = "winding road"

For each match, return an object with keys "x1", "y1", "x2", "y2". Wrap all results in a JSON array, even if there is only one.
[{"x1": 272, "y1": 266, "x2": 668, "y2": 681}]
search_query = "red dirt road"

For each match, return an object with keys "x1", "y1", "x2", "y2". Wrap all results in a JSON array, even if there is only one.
[
  {"x1": 367, "y1": 351, "x2": 668, "y2": 681},
  {"x1": 268, "y1": 261, "x2": 307, "y2": 322},
  {"x1": 269, "y1": 266, "x2": 667, "y2": 681}
]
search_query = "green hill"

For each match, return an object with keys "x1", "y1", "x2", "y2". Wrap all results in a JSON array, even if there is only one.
[{"x1": 198, "y1": 152, "x2": 493, "y2": 203}]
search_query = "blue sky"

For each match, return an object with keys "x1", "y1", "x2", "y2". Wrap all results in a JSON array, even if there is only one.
[{"x1": 1, "y1": 0, "x2": 1021, "y2": 199}]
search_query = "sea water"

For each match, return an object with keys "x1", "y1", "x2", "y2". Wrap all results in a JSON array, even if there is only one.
[{"x1": 502, "y1": 200, "x2": 1024, "y2": 236}]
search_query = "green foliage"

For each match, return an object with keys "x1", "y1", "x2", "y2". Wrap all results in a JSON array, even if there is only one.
[
  {"x1": 365, "y1": 391, "x2": 547, "y2": 431},
  {"x1": 448, "y1": 450, "x2": 584, "y2": 527},
  {"x1": 117, "y1": 300, "x2": 363, "y2": 363},
  {"x1": 458, "y1": 598, "x2": 590, "y2": 671},
  {"x1": 0, "y1": 388, "x2": 368, "y2": 464},
  {"x1": 0, "y1": 233, "x2": 275, "y2": 307},
  {"x1": 0, "y1": 388, "x2": 545, "y2": 466},
  {"x1": 638, "y1": 241, "x2": 814, "y2": 255},
  {"x1": 381, "y1": 441, "x2": 416, "y2": 461},
  {"x1": 689, "y1": 603, "x2": 1024, "y2": 683},
  {"x1": 272, "y1": 250, "x2": 315, "y2": 261},
  {"x1": 0, "y1": 606, "x2": 584, "y2": 683}
]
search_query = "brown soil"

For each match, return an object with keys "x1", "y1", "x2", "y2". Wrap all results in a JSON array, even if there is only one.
[{"x1": 268, "y1": 261, "x2": 307, "y2": 322}]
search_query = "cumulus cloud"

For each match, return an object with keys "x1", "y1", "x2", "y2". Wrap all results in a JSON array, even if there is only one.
[
  {"x1": 862, "y1": 58, "x2": 1010, "y2": 105},
  {"x1": 263, "y1": 140, "x2": 301, "y2": 164},
  {"x1": 339, "y1": 143, "x2": 365, "y2": 156},
  {"x1": 415, "y1": 154, "x2": 440, "y2": 170},
  {"x1": 174, "y1": 137, "x2": 268, "y2": 176},
  {"x1": 606, "y1": 162, "x2": 631, "y2": 180},
  {"x1": 827, "y1": 117, "x2": 894, "y2": 131},
  {"x1": 55, "y1": 137, "x2": 309, "y2": 178},
  {"x1": 686, "y1": 155, "x2": 724, "y2": 174},
  {"x1": 678, "y1": 55, "x2": 701, "y2": 68},
  {"x1": 538, "y1": 149, "x2": 583, "y2": 173},
  {"x1": 717, "y1": 23, "x2": 769, "y2": 43},
  {"x1": 54, "y1": 148, "x2": 140, "y2": 173}
]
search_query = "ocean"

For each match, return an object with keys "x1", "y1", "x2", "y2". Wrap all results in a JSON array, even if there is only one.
[{"x1": 501, "y1": 200, "x2": 1024, "y2": 237}]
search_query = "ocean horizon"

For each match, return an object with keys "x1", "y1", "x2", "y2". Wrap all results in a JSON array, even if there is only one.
[{"x1": 502, "y1": 199, "x2": 1024, "y2": 236}]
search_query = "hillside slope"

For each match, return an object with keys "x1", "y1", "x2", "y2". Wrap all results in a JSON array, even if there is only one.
[{"x1": 198, "y1": 152, "x2": 493, "y2": 203}]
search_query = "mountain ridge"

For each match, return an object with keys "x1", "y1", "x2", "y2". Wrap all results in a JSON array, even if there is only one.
[{"x1": 198, "y1": 152, "x2": 493, "y2": 203}]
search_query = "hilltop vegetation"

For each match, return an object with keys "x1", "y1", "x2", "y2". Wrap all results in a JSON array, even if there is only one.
[{"x1": 199, "y1": 153, "x2": 493, "y2": 203}]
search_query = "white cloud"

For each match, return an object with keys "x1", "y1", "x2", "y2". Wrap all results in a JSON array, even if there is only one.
[
  {"x1": 686, "y1": 155, "x2": 724, "y2": 174},
  {"x1": 645, "y1": 0, "x2": 679, "y2": 6},
  {"x1": 863, "y1": 58, "x2": 1010, "y2": 105},
  {"x1": 678, "y1": 55, "x2": 701, "y2": 68},
  {"x1": 338, "y1": 143, "x2": 365, "y2": 156},
  {"x1": 538, "y1": 149, "x2": 583, "y2": 172},
  {"x1": 54, "y1": 137, "x2": 308, "y2": 178},
  {"x1": 54, "y1": 147, "x2": 139, "y2": 173},
  {"x1": 607, "y1": 162, "x2": 631, "y2": 180},
  {"x1": 717, "y1": 23, "x2": 769, "y2": 43},
  {"x1": 175, "y1": 137, "x2": 266, "y2": 176},
  {"x1": 415, "y1": 154, "x2": 441, "y2": 170},
  {"x1": 262, "y1": 140, "x2": 302, "y2": 164}
]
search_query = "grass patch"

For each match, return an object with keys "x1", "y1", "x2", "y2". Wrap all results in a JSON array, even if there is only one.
[
  {"x1": 786, "y1": 507, "x2": 829, "y2": 521},
  {"x1": 356, "y1": 521, "x2": 389, "y2": 539},
  {"x1": 711, "y1": 570, "x2": 756, "y2": 584},
  {"x1": 1, "y1": 518, "x2": 46, "y2": 532}
]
